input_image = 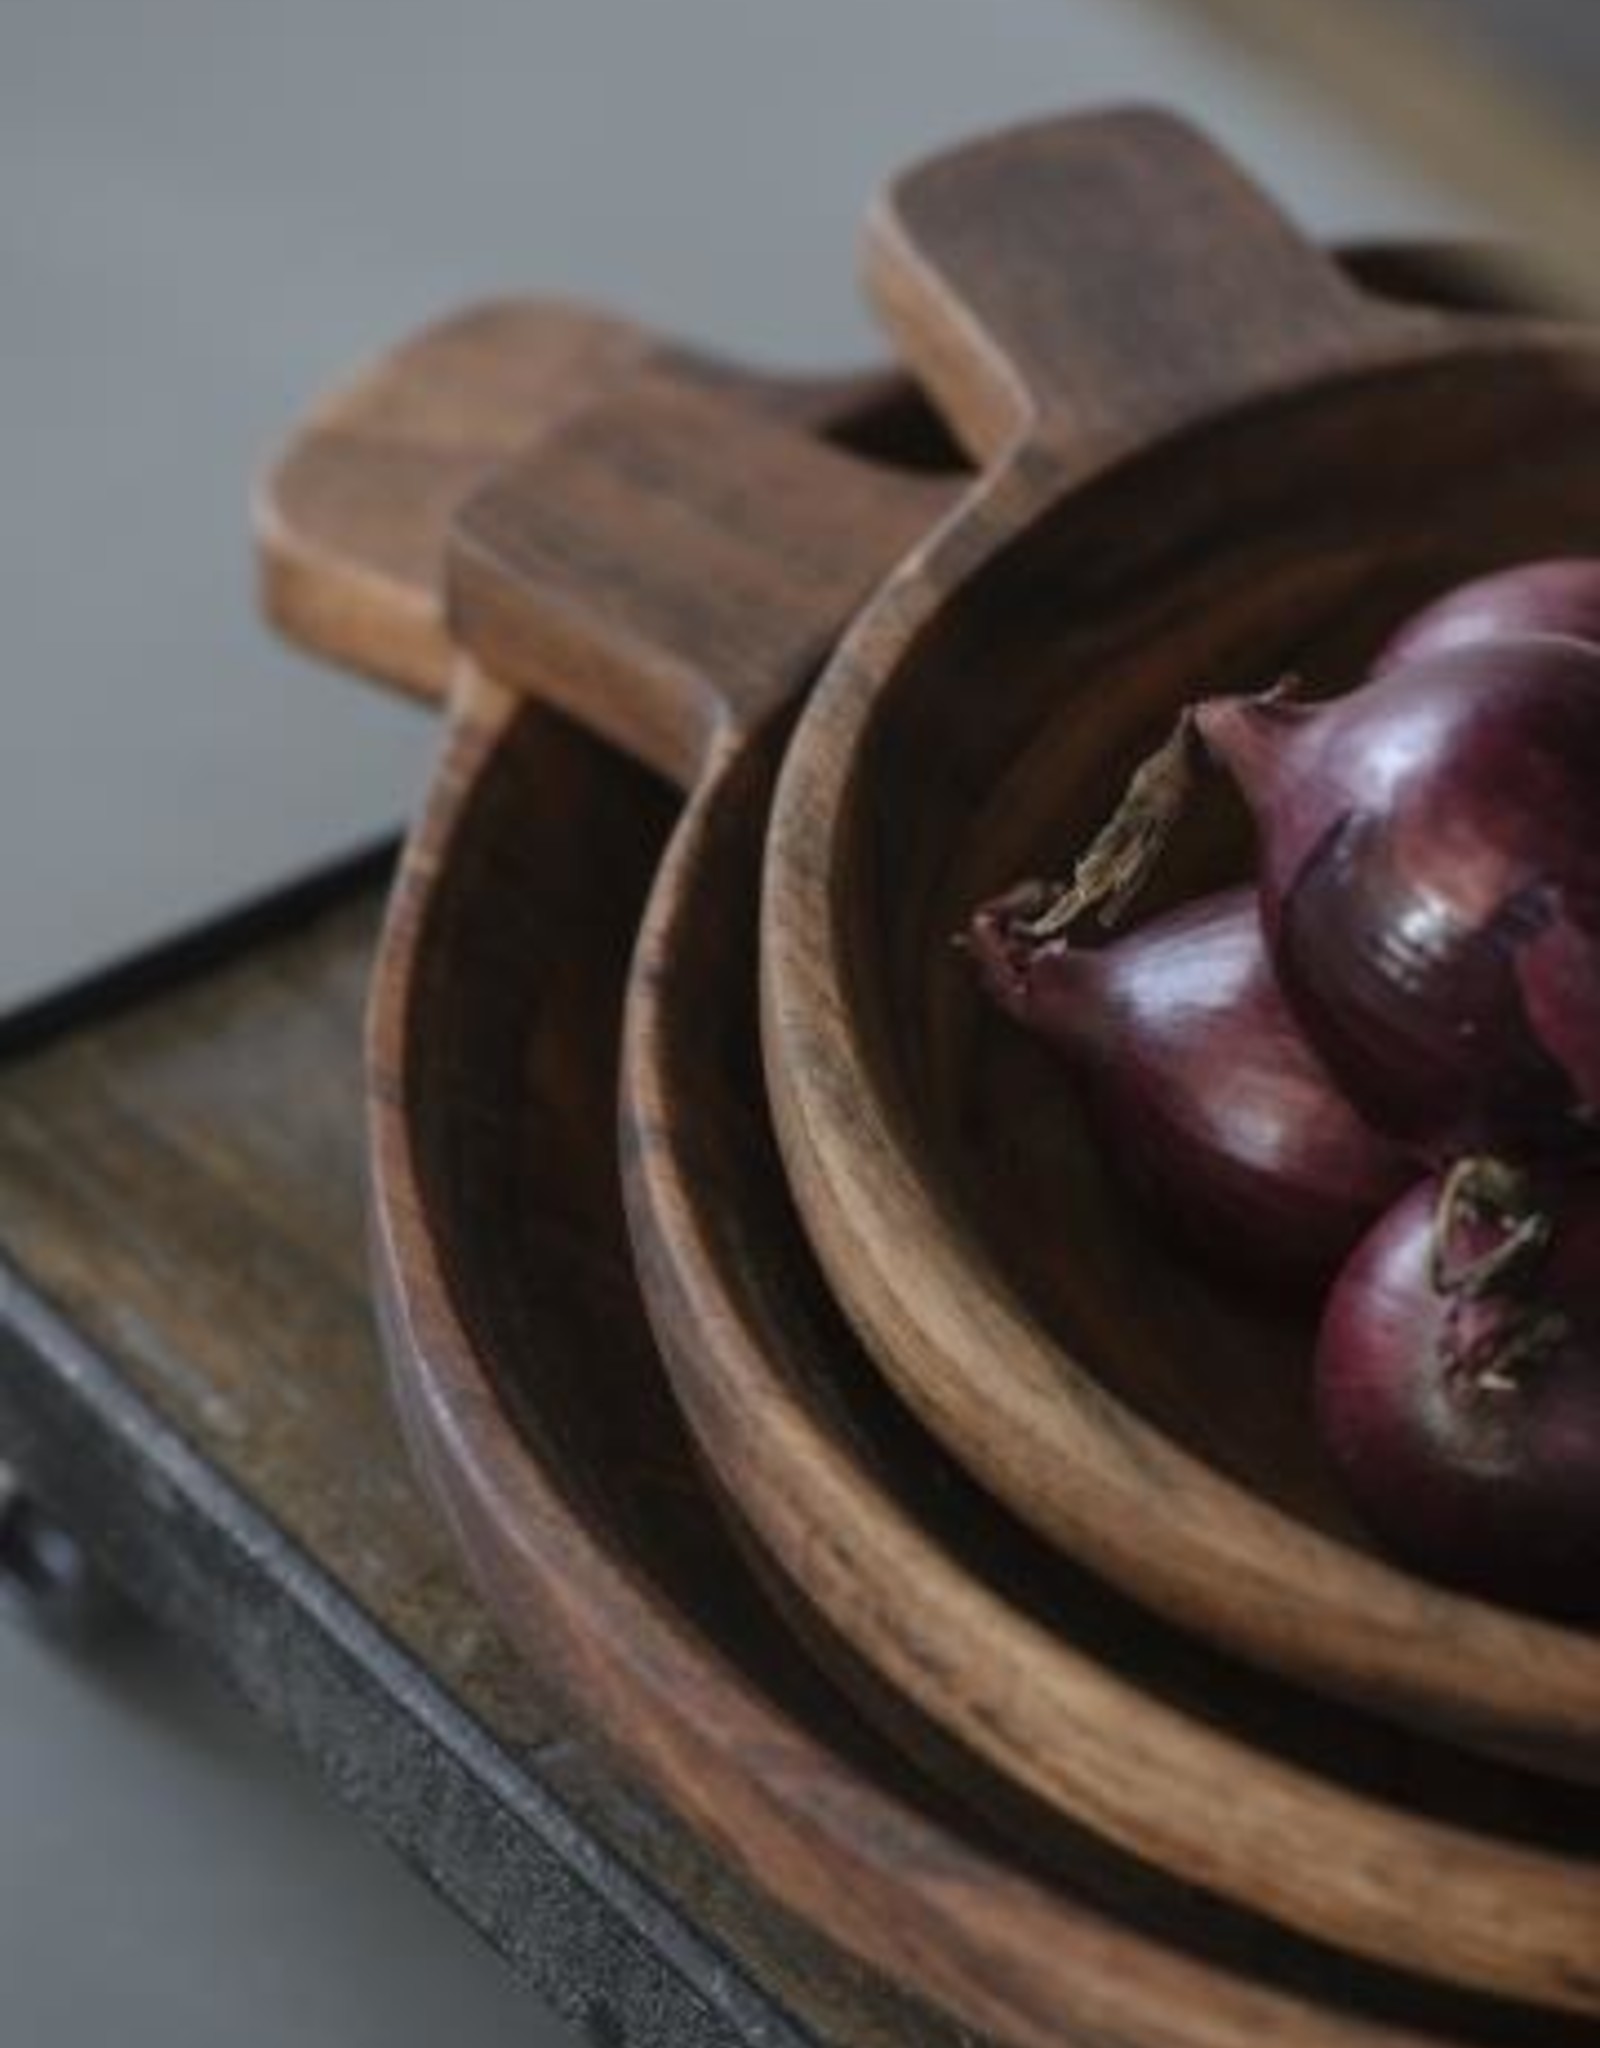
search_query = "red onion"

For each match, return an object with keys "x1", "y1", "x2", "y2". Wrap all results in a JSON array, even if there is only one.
[
  {"x1": 1374, "y1": 557, "x2": 1600, "y2": 673},
  {"x1": 966, "y1": 886, "x2": 1410, "y2": 1286},
  {"x1": 1316, "y1": 1161, "x2": 1600, "y2": 1617},
  {"x1": 1194, "y1": 636, "x2": 1600, "y2": 1155}
]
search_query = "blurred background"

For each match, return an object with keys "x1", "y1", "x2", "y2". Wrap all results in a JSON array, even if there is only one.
[{"x1": 0, "y1": 2, "x2": 1590, "y2": 2042}]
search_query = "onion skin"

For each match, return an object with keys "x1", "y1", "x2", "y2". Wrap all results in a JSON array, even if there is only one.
[
  {"x1": 1374, "y1": 558, "x2": 1600, "y2": 673},
  {"x1": 1197, "y1": 636, "x2": 1600, "y2": 1156},
  {"x1": 967, "y1": 886, "x2": 1410, "y2": 1288},
  {"x1": 1316, "y1": 1171, "x2": 1600, "y2": 1618}
]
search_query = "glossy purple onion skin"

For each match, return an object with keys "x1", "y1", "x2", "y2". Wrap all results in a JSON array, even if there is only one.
[
  {"x1": 1316, "y1": 1175, "x2": 1600, "y2": 1617},
  {"x1": 1199, "y1": 636, "x2": 1600, "y2": 1157},
  {"x1": 1373, "y1": 558, "x2": 1600, "y2": 674},
  {"x1": 967, "y1": 886, "x2": 1410, "y2": 1288}
]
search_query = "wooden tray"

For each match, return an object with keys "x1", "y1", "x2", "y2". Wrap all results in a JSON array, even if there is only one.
[
  {"x1": 259, "y1": 285, "x2": 1595, "y2": 2048},
  {"x1": 758, "y1": 109, "x2": 1600, "y2": 1780}
]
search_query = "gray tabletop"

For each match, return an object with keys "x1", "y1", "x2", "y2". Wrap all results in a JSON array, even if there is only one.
[{"x1": 0, "y1": 0, "x2": 1460, "y2": 1021}]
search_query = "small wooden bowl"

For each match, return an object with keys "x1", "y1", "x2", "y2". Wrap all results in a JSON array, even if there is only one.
[{"x1": 762, "y1": 109, "x2": 1600, "y2": 1777}]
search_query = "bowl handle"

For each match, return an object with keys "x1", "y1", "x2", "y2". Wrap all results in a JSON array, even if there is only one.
[
  {"x1": 255, "y1": 301, "x2": 663, "y2": 702},
  {"x1": 865, "y1": 107, "x2": 1445, "y2": 476},
  {"x1": 254, "y1": 297, "x2": 941, "y2": 722},
  {"x1": 447, "y1": 377, "x2": 955, "y2": 787}
]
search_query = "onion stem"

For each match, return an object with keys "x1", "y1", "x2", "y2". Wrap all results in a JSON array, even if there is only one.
[
  {"x1": 1429, "y1": 1156, "x2": 1552, "y2": 1301},
  {"x1": 1015, "y1": 710, "x2": 1200, "y2": 940},
  {"x1": 1429, "y1": 1156, "x2": 1569, "y2": 1389}
]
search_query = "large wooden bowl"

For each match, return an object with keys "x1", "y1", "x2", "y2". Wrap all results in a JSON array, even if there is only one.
[
  {"x1": 369, "y1": 676, "x2": 1597, "y2": 2048},
  {"x1": 761, "y1": 109, "x2": 1600, "y2": 1778}
]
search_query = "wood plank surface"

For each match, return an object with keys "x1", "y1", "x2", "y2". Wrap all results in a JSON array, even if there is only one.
[{"x1": 0, "y1": 881, "x2": 964, "y2": 2048}]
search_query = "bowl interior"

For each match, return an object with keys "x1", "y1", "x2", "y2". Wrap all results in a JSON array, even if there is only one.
[{"x1": 851, "y1": 349, "x2": 1600, "y2": 1547}]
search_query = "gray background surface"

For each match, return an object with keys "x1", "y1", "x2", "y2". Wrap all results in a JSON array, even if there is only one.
[
  {"x1": 1, "y1": 0, "x2": 1457, "y2": 1014},
  {"x1": 0, "y1": 2, "x2": 1458, "y2": 2042}
]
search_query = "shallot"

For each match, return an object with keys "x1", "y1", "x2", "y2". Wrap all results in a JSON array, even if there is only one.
[
  {"x1": 1192, "y1": 636, "x2": 1600, "y2": 1155},
  {"x1": 1316, "y1": 1161, "x2": 1600, "y2": 1616},
  {"x1": 967, "y1": 886, "x2": 1409, "y2": 1284}
]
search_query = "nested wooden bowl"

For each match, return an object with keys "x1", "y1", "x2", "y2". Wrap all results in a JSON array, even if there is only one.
[
  {"x1": 372, "y1": 680, "x2": 1596, "y2": 2048},
  {"x1": 761, "y1": 109, "x2": 1600, "y2": 1779},
  {"x1": 260, "y1": 271, "x2": 1599, "y2": 2045}
]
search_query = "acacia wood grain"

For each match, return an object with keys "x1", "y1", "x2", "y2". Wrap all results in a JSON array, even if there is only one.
[
  {"x1": 256, "y1": 300, "x2": 655, "y2": 700},
  {"x1": 448, "y1": 383, "x2": 952, "y2": 786},
  {"x1": 759, "y1": 107, "x2": 1600, "y2": 1785},
  {"x1": 255, "y1": 295, "x2": 920, "y2": 705}
]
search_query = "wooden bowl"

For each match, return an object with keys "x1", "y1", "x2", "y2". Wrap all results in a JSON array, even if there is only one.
[
  {"x1": 369, "y1": 676, "x2": 1596, "y2": 2048},
  {"x1": 630, "y1": 698, "x2": 1600, "y2": 2016},
  {"x1": 761, "y1": 109, "x2": 1600, "y2": 1777}
]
